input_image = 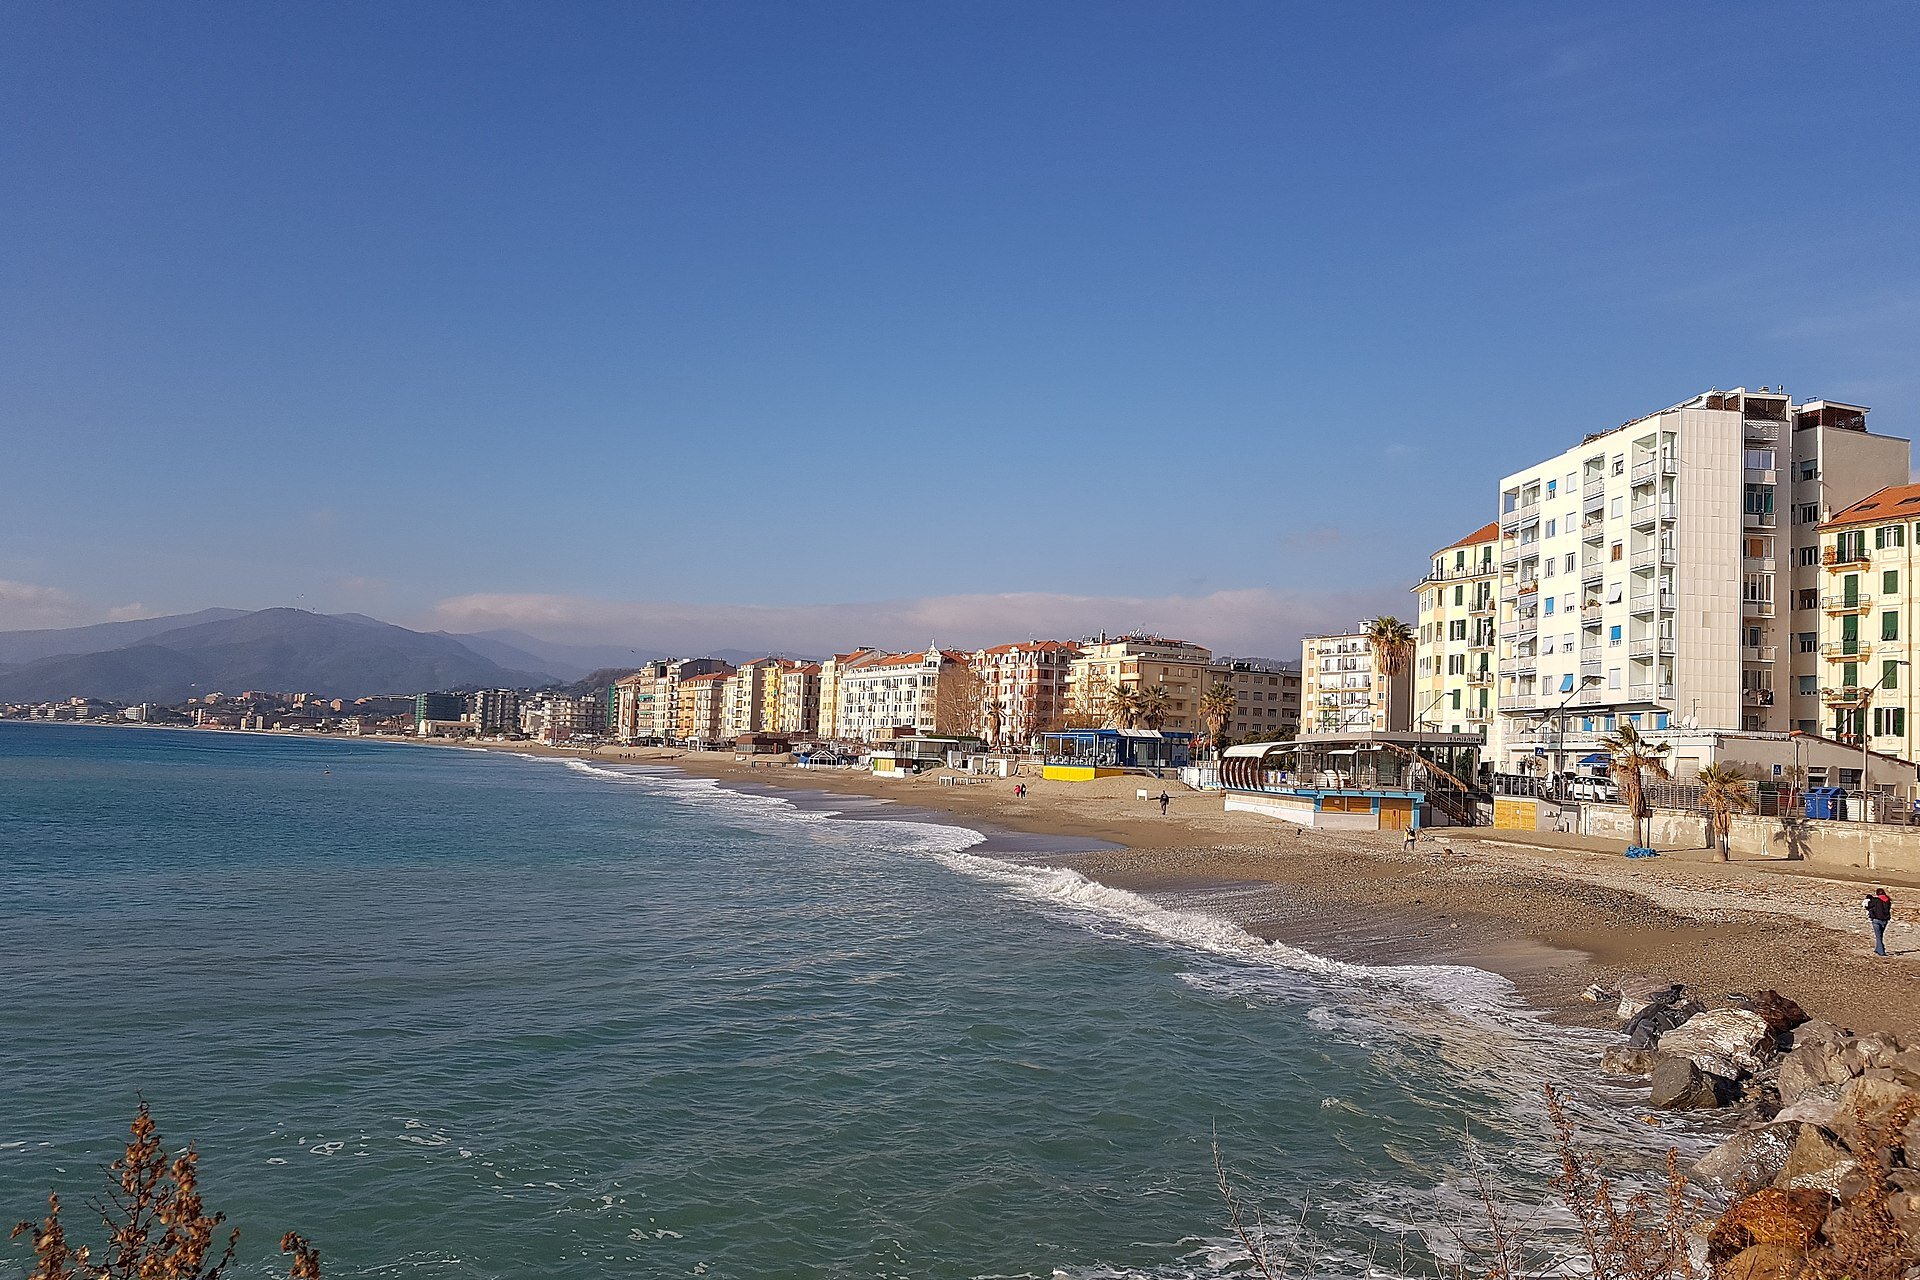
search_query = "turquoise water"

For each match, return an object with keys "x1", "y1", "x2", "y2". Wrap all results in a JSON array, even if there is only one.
[{"x1": 0, "y1": 723, "x2": 1654, "y2": 1278}]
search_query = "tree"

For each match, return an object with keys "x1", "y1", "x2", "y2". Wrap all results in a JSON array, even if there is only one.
[
  {"x1": 1107, "y1": 684, "x2": 1144, "y2": 730},
  {"x1": 1698, "y1": 763, "x2": 1756, "y2": 861},
  {"x1": 9, "y1": 1102, "x2": 320, "y2": 1279},
  {"x1": 1602, "y1": 722, "x2": 1671, "y2": 848},
  {"x1": 1198, "y1": 681, "x2": 1237, "y2": 759},
  {"x1": 934, "y1": 659, "x2": 985, "y2": 737},
  {"x1": 1364, "y1": 615, "x2": 1415, "y2": 678},
  {"x1": 1135, "y1": 685, "x2": 1172, "y2": 732}
]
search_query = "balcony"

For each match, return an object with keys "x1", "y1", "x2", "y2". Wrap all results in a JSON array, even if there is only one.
[
  {"x1": 1579, "y1": 657, "x2": 1603, "y2": 678},
  {"x1": 1825, "y1": 546, "x2": 1871, "y2": 569},
  {"x1": 1743, "y1": 420, "x2": 1780, "y2": 445},
  {"x1": 1825, "y1": 685, "x2": 1867, "y2": 707},
  {"x1": 1743, "y1": 688, "x2": 1777, "y2": 708},
  {"x1": 1822, "y1": 640, "x2": 1874, "y2": 661},
  {"x1": 1742, "y1": 645, "x2": 1779, "y2": 664},
  {"x1": 1630, "y1": 457, "x2": 1678, "y2": 485},
  {"x1": 1628, "y1": 636, "x2": 1676, "y2": 660},
  {"x1": 1630, "y1": 547, "x2": 1676, "y2": 572},
  {"x1": 1744, "y1": 508, "x2": 1777, "y2": 528},
  {"x1": 1741, "y1": 598, "x2": 1776, "y2": 618},
  {"x1": 1469, "y1": 596, "x2": 1495, "y2": 616},
  {"x1": 1627, "y1": 682, "x2": 1676, "y2": 702},
  {"x1": 1823, "y1": 593, "x2": 1875, "y2": 613},
  {"x1": 1628, "y1": 591, "x2": 1676, "y2": 614},
  {"x1": 1504, "y1": 693, "x2": 1539, "y2": 710},
  {"x1": 1466, "y1": 670, "x2": 1493, "y2": 686},
  {"x1": 1630, "y1": 501, "x2": 1677, "y2": 528}
]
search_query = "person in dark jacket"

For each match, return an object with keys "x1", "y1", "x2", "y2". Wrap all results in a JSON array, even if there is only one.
[{"x1": 1866, "y1": 888, "x2": 1894, "y2": 957}]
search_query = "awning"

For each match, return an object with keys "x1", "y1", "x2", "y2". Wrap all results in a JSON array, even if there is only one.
[{"x1": 1578, "y1": 753, "x2": 1609, "y2": 766}]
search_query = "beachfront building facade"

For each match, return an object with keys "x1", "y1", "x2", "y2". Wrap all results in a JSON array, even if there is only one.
[
  {"x1": 1064, "y1": 635, "x2": 1213, "y2": 733},
  {"x1": 1207, "y1": 657, "x2": 1302, "y2": 742},
  {"x1": 1817, "y1": 482, "x2": 1920, "y2": 766},
  {"x1": 519, "y1": 692, "x2": 606, "y2": 744},
  {"x1": 676, "y1": 672, "x2": 730, "y2": 746},
  {"x1": 1492, "y1": 388, "x2": 1907, "y2": 772},
  {"x1": 467, "y1": 688, "x2": 523, "y2": 734},
  {"x1": 834, "y1": 645, "x2": 977, "y2": 742},
  {"x1": 1300, "y1": 632, "x2": 1411, "y2": 734},
  {"x1": 722, "y1": 658, "x2": 784, "y2": 738},
  {"x1": 1413, "y1": 522, "x2": 1499, "y2": 740},
  {"x1": 973, "y1": 640, "x2": 1080, "y2": 748},
  {"x1": 817, "y1": 648, "x2": 883, "y2": 744},
  {"x1": 613, "y1": 665, "x2": 665, "y2": 742},
  {"x1": 775, "y1": 662, "x2": 821, "y2": 737}
]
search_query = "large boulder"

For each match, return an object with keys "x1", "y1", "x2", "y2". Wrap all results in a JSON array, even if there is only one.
[
  {"x1": 1602, "y1": 1046, "x2": 1659, "y2": 1077},
  {"x1": 1626, "y1": 1000, "x2": 1705, "y2": 1049},
  {"x1": 1773, "y1": 1088, "x2": 1843, "y2": 1128},
  {"x1": 1617, "y1": 977, "x2": 1684, "y2": 1022},
  {"x1": 1774, "y1": 1125, "x2": 1856, "y2": 1194},
  {"x1": 1830, "y1": 1073, "x2": 1920, "y2": 1154},
  {"x1": 1706, "y1": 1186, "x2": 1833, "y2": 1262},
  {"x1": 1650, "y1": 1056, "x2": 1731, "y2": 1110},
  {"x1": 1778, "y1": 1036, "x2": 1857, "y2": 1104},
  {"x1": 1657, "y1": 1008, "x2": 1774, "y2": 1080},
  {"x1": 1716, "y1": 1242, "x2": 1810, "y2": 1280},
  {"x1": 1841, "y1": 1031, "x2": 1904, "y2": 1076},
  {"x1": 1736, "y1": 990, "x2": 1811, "y2": 1038},
  {"x1": 1693, "y1": 1124, "x2": 1800, "y2": 1190}
]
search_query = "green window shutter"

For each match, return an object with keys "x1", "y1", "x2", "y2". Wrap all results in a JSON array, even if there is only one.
[
  {"x1": 1844, "y1": 662, "x2": 1859, "y2": 687},
  {"x1": 1887, "y1": 660, "x2": 1901, "y2": 689},
  {"x1": 1884, "y1": 611, "x2": 1900, "y2": 641},
  {"x1": 1897, "y1": 709, "x2": 1907, "y2": 737},
  {"x1": 1877, "y1": 526, "x2": 1887, "y2": 549},
  {"x1": 1887, "y1": 570, "x2": 1900, "y2": 594},
  {"x1": 1842, "y1": 614, "x2": 1859, "y2": 642},
  {"x1": 1845, "y1": 573, "x2": 1860, "y2": 604},
  {"x1": 1450, "y1": 690, "x2": 1460, "y2": 709}
]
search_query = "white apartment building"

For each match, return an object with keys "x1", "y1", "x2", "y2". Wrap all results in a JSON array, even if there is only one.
[
  {"x1": 1816, "y1": 482, "x2": 1920, "y2": 765},
  {"x1": 520, "y1": 692, "x2": 605, "y2": 744},
  {"x1": 1493, "y1": 388, "x2": 1906, "y2": 772},
  {"x1": 835, "y1": 645, "x2": 975, "y2": 741},
  {"x1": 1300, "y1": 632, "x2": 1411, "y2": 733},
  {"x1": 1208, "y1": 658, "x2": 1301, "y2": 742},
  {"x1": 1413, "y1": 523, "x2": 1498, "y2": 739}
]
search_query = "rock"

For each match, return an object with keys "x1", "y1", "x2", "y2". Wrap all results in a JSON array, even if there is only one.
[
  {"x1": 1650, "y1": 1056, "x2": 1731, "y2": 1110},
  {"x1": 1716, "y1": 1242, "x2": 1810, "y2": 1280},
  {"x1": 1841, "y1": 1031, "x2": 1903, "y2": 1075},
  {"x1": 1693, "y1": 1124, "x2": 1799, "y2": 1190},
  {"x1": 1738, "y1": 990, "x2": 1811, "y2": 1037},
  {"x1": 1773, "y1": 1088, "x2": 1843, "y2": 1128},
  {"x1": 1657, "y1": 1007, "x2": 1774, "y2": 1079},
  {"x1": 1617, "y1": 976, "x2": 1683, "y2": 1022},
  {"x1": 1602, "y1": 1046, "x2": 1659, "y2": 1077},
  {"x1": 1627, "y1": 1000, "x2": 1706, "y2": 1049},
  {"x1": 1707, "y1": 1186, "x2": 1832, "y2": 1262},
  {"x1": 1774, "y1": 1125, "x2": 1856, "y2": 1193},
  {"x1": 1581, "y1": 983, "x2": 1613, "y2": 1003},
  {"x1": 1779, "y1": 1038, "x2": 1858, "y2": 1103},
  {"x1": 1889, "y1": 1188, "x2": 1920, "y2": 1245},
  {"x1": 1831, "y1": 1073, "x2": 1920, "y2": 1154}
]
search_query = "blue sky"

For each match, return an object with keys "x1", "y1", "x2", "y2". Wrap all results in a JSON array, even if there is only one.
[{"x1": 4, "y1": 2, "x2": 1917, "y2": 655}]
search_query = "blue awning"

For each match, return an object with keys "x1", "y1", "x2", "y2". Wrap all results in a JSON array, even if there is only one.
[{"x1": 1578, "y1": 752, "x2": 1609, "y2": 765}]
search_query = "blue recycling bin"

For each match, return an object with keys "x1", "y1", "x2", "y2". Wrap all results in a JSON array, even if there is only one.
[{"x1": 1805, "y1": 787, "x2": 1846, "y2": 820}]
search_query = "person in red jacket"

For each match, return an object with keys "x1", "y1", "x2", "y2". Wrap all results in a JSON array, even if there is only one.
[{"x1": 1866, "y1": 888, "x2": 1894, "y2": 957}]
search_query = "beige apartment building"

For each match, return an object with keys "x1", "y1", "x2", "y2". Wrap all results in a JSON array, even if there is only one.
[
  {"x1": 613, "y1": 657, "x2": 731, "y2": 742},
  {"x1": 1413, "y1": 522, "x2": 1498, "y2": 739},
  {"x1": 1817, "y1": 482, "x2": 1920, "y2": 764},
  {"x1": 1065, "y1": 635, "x2": 1213, "y2": 733},
  {"x1": 817, "y1": 648, "x2": 883, "y2": 744},
  {"x1": 974, "y1": 640, "x2": 1079, "y2": 747},
  {"x1": 776, "y1": 662, "x2": 821, "y2": 737},
  {"x1": 1208, "y1": 657, "x2": 1301, "y2": 742},
  {"x1": 677, "y1": 672, "x2": 730, "y2": 745},
  {"x1": 1301, "y1": 632, "x2": 1411, "y2": 733},
  {"x1": 722, "y1": 658, "x2": 784, "y2": 738},
  {"x1": 1492, "y1": 388, "x2": 1906, "y2": 772}
]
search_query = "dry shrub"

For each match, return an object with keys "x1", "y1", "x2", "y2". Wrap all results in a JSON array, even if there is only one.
[
  {"x1": 1798, "y1": 1095, "x2": 1920, "y2": 1280},
  {"x1": 9, "y1": 1102, "x2": 319, "y2": 1280}
]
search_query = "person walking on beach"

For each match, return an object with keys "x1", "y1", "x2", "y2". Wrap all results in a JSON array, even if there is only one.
[
  {"x1": 1157, "y1": 791, "x2": 1170, "y2": 816},
  {"x1": 1866, "y1": 888, "x2": 1894, "y2": 956}
]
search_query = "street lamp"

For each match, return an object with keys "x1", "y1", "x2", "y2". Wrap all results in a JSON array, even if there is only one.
[
  {"x1": 1539, "y1": 673, "x2": 1605, "y2": 796},
  {"x1": 1856, "y1": 660, "x2": 1908, "y2": 818}
]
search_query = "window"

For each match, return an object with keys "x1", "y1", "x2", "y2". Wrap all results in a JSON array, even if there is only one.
[
  {"x1": 1609, "y1": 625, "x2": 1622, "y2": 646},
  {"x1": 1799, "y1": 546, "x2": 1818, "y2": 567},
  {"x1": 1544, "y1": 558, "x2": 1556, "y2": 578},
  {"x1": 1565, "y1": 553, "x2": 1576, "y2": 573},
  {"x1": 1745, "y1": 449, "x2": 1775, "y2": 471},
  {"x1": 1875, "y1": 708, "x2": 1907, "y2": 737},
  {"x1": 1798, "y1": 460, "x2": 1818, "y2": 481},
  {"x1": 1798, "y1": 675, "x2": 1817, "y2": 695},
  {"x1": 1797, "y1": 589, "x2": 1818, "y2": 610},
  {"x1": 1546, "y1": 480, "x2": 1557, "y2": 497},
  {"x1": 1878, "y1": 525, "x2": 1907, "y2": 549},
  {"x1": 1797, "y1": 504, "x2": 1818, "y2": 524},
  {"x1": 1454, "y1": 584, "x2": 1464, "y2": 606},
  {"x1": 1612, "y1": 456, "x2": 1624, "y2": 476},
  {"x1": 1887, "y1": 660, "x2": 1902, "y2": 690},
  {"x1": 1608, "y1": 668, "x2": 1622, "y2": 689},
  {"x1": 1797, "y1": 632, "x2": 1817, "y2": 654},
  {"x1": 1544, "y1": 598, "x2": 1555, "y2": 615},
  {"x1": 1611, "y1": 497, "x2": 1624, "y2": 518},
  {"x1": 1611, "y1": 542, "x2": 1623, "y2": 561},
  {"x1": 1450, "y1": 690, "x2": 1461, "y2": 710},
  {"x1": 1545, "y1": 518, "x2": 1556, "y2": 538},
  {"x1": 1885, "y1": 612, "x2": 1901, "y2": 642},
  {"x1": 1887, "y1": 571, "x2": 1901, "y2": 595},
  {"x1": 1655, "y1": 712, "x2": 1670, "y2": 730}
]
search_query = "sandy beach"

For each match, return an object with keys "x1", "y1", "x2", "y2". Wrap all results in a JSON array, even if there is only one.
[{"x1": 387, "y1": 734, "x2": 1920, "y2": 1034}]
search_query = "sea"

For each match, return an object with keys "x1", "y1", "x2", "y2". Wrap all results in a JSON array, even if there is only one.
[{"x1": 0, "y1": 722, "x2": 1691, "y2": 1279}]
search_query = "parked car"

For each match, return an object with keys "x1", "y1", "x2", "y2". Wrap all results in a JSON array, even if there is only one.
[{"x1": 1565, "y1": 775, "x2": 1618, "y2": 803}]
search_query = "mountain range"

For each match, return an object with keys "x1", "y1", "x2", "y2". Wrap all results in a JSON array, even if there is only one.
[{"x1": 0, "y1": 609, "x2": 560, "y2": 704}]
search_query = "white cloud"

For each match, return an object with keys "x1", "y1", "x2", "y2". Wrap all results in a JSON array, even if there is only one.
[
  {"x1": 105, "y1": 603, "x2": 151, "y2": 622},
  {"x1": 0, "y1": 581, "x2": 93, "y2": 630},
  {"x1": 428, "y1": 585, "x2": 1409, "y2": 659}
]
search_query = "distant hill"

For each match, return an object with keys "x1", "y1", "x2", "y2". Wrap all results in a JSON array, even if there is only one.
[
  {"x1": 0, "y1": 608, "x2": 553, "y2": 703},
  {"x1": 0, "y1": 608, "x2": 249, "y2": 665}
]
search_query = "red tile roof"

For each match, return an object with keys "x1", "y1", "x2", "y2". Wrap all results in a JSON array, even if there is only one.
[
  {"x1": 1441, "y1": 520, "x2": 1501, "y2": 552},
  {"x1": 1823, "y1": 483, "x2": 1920, "y2": 531}
]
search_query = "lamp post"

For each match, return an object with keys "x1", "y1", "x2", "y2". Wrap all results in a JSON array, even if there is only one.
[
  {"x1": 1857, "y1": 660, "x2": 1908, "y2": 819},
  {"x1": 1541, "y1": 674, "x2": 1606, "y2": 796}
]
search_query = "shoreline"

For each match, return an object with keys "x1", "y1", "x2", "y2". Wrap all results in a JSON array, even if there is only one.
[{"x1": 399, "y1": 733, "x2": 1920, "y2": 1036}]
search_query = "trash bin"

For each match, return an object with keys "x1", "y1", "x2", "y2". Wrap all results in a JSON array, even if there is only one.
[{"x1": 1805, "y1": 787, "x2": 1846, "y2": 820}]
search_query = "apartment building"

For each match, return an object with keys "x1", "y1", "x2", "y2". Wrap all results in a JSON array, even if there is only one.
[
  {"x1": 612, "y1": 665, "x2": 663, "y2": 741},
  {"x1": 1065, "y1": 635, "x2": 1213, "y2": 733},
  {"x1": 1816, "y1": 482, "x2": 1920, "y2": 763},
  {"x1": 676, "y1": 672, "x2": 730, "y2": 744},
  {"x1": 974, "y1": 640, "x2": 1080, "y2": 747},
  {"x1": 817, "y1": 648, "x2": 883, "y2": 743},
  {"x1": 1208, "y1": 657, "x2": 1301, "y2": 742},
  {"x1": 466, "y1": 688, "x2": 523, "y2": 734},
  {"x1": 1413, "y1": 522, "x2": 1499, "y2": 739},
  {"x1": 1301, "y1": 632, "x2": 1411, "y2": 733},
  {"x1": 519, "y1": 692, "x2": 606, "y2": 744},
  {"x1": 776, "y1": 662, "x2": 821, "y2": 737},
  {"x1": 1493, "y1": 388, "x2": 1905, "y2": 770},
  {"x1": 835, "y1": 645, "x2": 976, "y2": 741},
  {"x1": 722, "y1": 658, "x2": 784, "y2": 737}
]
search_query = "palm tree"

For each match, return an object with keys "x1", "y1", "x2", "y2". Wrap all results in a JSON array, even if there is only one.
[
  {"x1": 1365, "y1": 615, "x2": 1415, "y2": 678},
  {"x1": 1136, "y1": 685, "x2": 1172, "y2": 731},
  {"x1": 1698, "y1": 763, "x2": 1756, "y2": 861},
  {"x1": 1107, "y1": 684, "x2": 1144, "y2": 730},
  {"x1": 1198, "y1": 681, "x2": 1237, "y2": 759},
  {"x1": 1601, "y1": 722, "x2": 1671, "y2": 848}
]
